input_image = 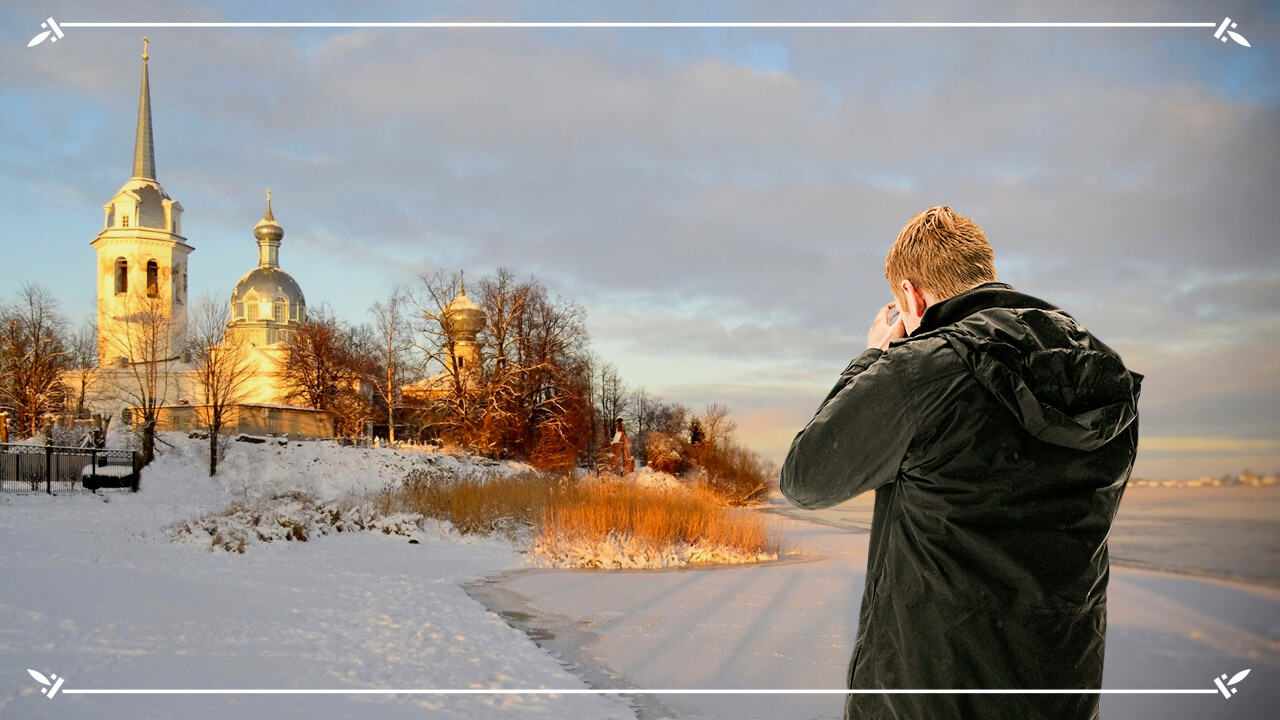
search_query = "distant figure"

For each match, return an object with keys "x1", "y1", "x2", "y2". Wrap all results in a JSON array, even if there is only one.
[
  {"x1": 780, "y1": 206, "x2": 1142, "y2": 720},
  {"x1": 610, "y1": 417, "x2": 633, "y2": 474}
]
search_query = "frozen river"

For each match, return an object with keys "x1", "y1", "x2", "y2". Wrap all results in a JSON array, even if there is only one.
[{"x1": 475, "y1": 487, "x2": 1280, "y2": 720}]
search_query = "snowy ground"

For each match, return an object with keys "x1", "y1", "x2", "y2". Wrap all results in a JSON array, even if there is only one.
[
  {"x1": 0, "y1": 436, "x2": 631, "y2": 720},
  {"x1": 482, "y1": 501, "x2": 1280, "y2": 720},
  {"x1": 2, "y1": 436, "x2": 1277, "y2": 719}
]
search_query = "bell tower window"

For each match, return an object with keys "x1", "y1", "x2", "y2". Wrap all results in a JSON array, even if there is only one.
[
  {"x1": 273, "y1": 300, "x2": 286, "y2": 323},
  {"x1": 146, "y1": 260, "x2": 159, "y2": 298},
  {"x1": 114, "y1": 258, "x2": 128, "y2": 294},
  {"x1": 122, "y1": 215, "x2": 130, "y2": 228}
]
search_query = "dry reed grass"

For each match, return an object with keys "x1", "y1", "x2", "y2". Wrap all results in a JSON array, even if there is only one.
[
  {"x1": 539, "y1": 482, "x2": 777, "y2": 556},
  {"x1": 384, "y1": 469, "x2": 780, "y2": 563}
]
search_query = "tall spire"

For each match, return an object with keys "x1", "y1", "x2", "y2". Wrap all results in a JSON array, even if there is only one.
[{"x1": 132, "y1": 36, "x2": 156, "y2": 180}]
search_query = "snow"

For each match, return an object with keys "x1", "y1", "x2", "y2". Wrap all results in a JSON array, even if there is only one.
[
  {"x1": 0, "y1": 435, "x2": 632, "y2": 720},
  {"x1": 79, "y1": 465, "x2": 135, "y2": 478},
  {"x1": 530, "y1": 533, "x2": 778, "y2": 570},
  {"x1": 489, "y1": 496, "x2": 1280, "y2": 720},
  {"x1": 2, "y1": 434, "x2": 1277, "y2": 719}
]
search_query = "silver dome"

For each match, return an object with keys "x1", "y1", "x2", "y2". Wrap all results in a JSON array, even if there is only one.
[{"x1": 231, "y1": 267, "x2": 306, "y2": 312}]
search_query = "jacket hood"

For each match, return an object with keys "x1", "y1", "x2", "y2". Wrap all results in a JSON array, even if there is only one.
[{"x1": 919, "y1": 283, "x2": 1142, "y2": 451}]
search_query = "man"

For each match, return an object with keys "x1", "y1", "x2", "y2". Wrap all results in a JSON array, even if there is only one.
[{"x1": 781, "y1": 206, "x2": 1141, "y2": 719}]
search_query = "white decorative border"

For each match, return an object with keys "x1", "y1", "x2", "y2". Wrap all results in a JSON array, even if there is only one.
[
  {"x1": 26, "y1": 17, "x2": 1251, "y2": 47},
  {"x1": 18, "y1": 8, "x2": 1257, "y2": 707},
  {"x1": 25, "y1": 667, "x2": 1254, "y2": 699}
]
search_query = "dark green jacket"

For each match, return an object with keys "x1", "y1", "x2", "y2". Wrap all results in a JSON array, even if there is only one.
[{"x1": 781, "y1": 283, "x2": 1141, "y2": 720}]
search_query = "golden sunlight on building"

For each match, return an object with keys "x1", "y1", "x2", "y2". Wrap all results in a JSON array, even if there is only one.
[{"x1": 75, "y1": 43, "x2": 333, "y2": 439}]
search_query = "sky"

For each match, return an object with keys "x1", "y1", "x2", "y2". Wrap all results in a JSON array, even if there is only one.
[{"x1": 1, "y1": 0, "x2": 1277, "y2": 479}]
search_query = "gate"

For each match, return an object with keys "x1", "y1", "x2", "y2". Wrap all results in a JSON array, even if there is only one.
[{"x1": 0, "y1": 444, "x2": 140, "y2": 494}]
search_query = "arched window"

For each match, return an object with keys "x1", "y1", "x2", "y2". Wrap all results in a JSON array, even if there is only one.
[
  {"x1": 114, "y1": 258, "x2": 128, "y2": 294},
  {"x1": 146, "y1": 260, "x2": 159, "y2": 298},
  {"x1": 174, "y1": 263, "x2": 185, "y2": 304}
]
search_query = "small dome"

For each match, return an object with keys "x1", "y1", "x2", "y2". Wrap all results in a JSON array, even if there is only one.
[
  {"x1": 444, "y1": 287, "x2": 486, "y2": 338},
  {"x1": 254, "y1": 197, "x2": 284, "y2": 243}
]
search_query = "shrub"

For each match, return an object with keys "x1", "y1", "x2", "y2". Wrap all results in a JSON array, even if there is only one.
[
  {"x1": 693, "y1": 440, "x2": 776, "y2": 506},
  {"x1": 645, "y1": 431, "x2": 689, "y2": 475}
]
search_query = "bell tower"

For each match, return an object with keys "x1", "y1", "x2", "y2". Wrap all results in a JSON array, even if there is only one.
[{"x1": 90, "y1": 38, "x2": 194, "y2": 365}]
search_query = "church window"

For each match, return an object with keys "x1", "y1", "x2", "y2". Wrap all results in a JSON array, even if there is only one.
[
  {"x1": 235, "y1": 302, "x2": 245, "y2": 319},
  {"x1": 274, "y1": 300, "x2": 286, "y2": 323},
  {"x1": 174, "y1": 263, "x2": 184, "y2": 304},
  {"x1": 247, "y1": 302, "x2": 259, "y2": 321},
  {"x1": 146, "y1": 260, "x2": 159, "y2": 298},
  {"x1": 114, "y1": 258, "x2": 128, "y2": 294},
  {"x1": 121, "y1": 215, "x2": 130, "y2": 228}
]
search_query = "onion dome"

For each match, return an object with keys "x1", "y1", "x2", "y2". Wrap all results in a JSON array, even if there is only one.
[
  {"x1": 253, "y1": 190, "x2": 284, "y2": 245},
  {"x1": 444, "y1": 282, "x2": 487, "y2": 340}
]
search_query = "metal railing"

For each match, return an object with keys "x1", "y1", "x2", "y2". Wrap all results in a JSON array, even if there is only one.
[{"x1": 0, "y1": 443, "x2": 140, "y2": 494}]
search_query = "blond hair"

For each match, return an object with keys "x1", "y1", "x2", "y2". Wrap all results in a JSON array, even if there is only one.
[{"x1": 885, "y1": 206, "x2": 997, "y2": 306}]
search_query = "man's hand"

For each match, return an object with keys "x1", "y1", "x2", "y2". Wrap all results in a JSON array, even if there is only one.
[{"x1": 867, "y1": 301, "x2": 906, "y2": 350}]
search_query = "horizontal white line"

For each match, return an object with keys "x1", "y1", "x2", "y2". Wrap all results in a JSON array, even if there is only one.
[
  {"x1": 57, "y1": 22, "x2": 1218, "y2": 29},
  {"x1": 62, "y1": 688, "x2": 1220, "y2": 695}
]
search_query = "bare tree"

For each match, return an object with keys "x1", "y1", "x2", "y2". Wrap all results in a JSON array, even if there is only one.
[
  {"x1": 100, "y1": 292, "x2": 179, "y2": 464},
  {"x1": 189, "y1": 295, "x2": 254, "y2": 476},
  {"x1": 699, "y1": 403, "x2": 737, "y2": 449},
  {"x1": 66, "y1": 316, "x2": 99, "y2": 417},
  {"x1": 0, "y1": 284, "x2": 69, "y2": 438},
  {"x1": 411, "y1": 270, "x2": 479, "y2": 442},
  {"x1": 626, "y1": 388, "x2": 689, "y2": 468},
  {"x1": 411, "y1": 268, "x2": 592, "y2": 465},
  {"x1": 369, "y1": 286, "x2": 415, "y2": 443},
  {"x1": 593, "y1": 359, "x2": 629, "y2": 452},
  {"x1": 507, "y1": 280, "x2": 591, "y2": 467},
  {"x1": 472, "y1": 268, "x2": 530, "y2": 454},
  {"x1": 281, "y1": 305, "x2": 372, "y2": 436}
]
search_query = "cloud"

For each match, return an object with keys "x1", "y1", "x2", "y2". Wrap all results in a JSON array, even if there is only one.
[{"x1": 2, "y1": 0, "x2": 1277, "y2": 477}]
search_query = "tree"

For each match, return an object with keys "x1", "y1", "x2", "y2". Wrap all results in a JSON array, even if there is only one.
[
  {"x1": 412, "y1": 268, "x2": 593, "y2": 465},
  {"x1": 189, "y1": 295, "x2": 254, "y2": 476},
  {"x1": 66, "y1": 316, "x2": 98, "y2": 417},
  {"x1": 369, "y1": 286, "x2": 415, "y2": 443},
  {"x1": 411, "y1": 270, "x2": 483, "y2": 443},
  {"x1": 505, "y1": 278, "x2": 591, "y2": 467},
  {"x1": 281, "y1": 305, "x2": 372, "y2": 436},
  {"x1": 100, "y1": 292, "x2": 179, "y2": 464},
  {"x1": 591, "y1": 358, "x2": 629, "y2": 457},
  {"x1": 627, "y1": 391, "x2": 689, "y2": 468},
  {"x1": 0, "y1": 284, "x2": 69, "y2": 438}
]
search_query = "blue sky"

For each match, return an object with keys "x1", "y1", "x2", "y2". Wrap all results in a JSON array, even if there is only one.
[{"x1": 2, "y1": 0, "x2": 1278, "y2": 478}]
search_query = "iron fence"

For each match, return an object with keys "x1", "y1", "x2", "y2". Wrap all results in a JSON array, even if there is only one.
[{"x1": 0, "y1": 443, "x2": 140, "y2": 494}]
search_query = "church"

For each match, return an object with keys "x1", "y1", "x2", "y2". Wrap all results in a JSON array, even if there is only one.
[{"x1": 81, "y1": 41, "x2": 334, "y2": 439}]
